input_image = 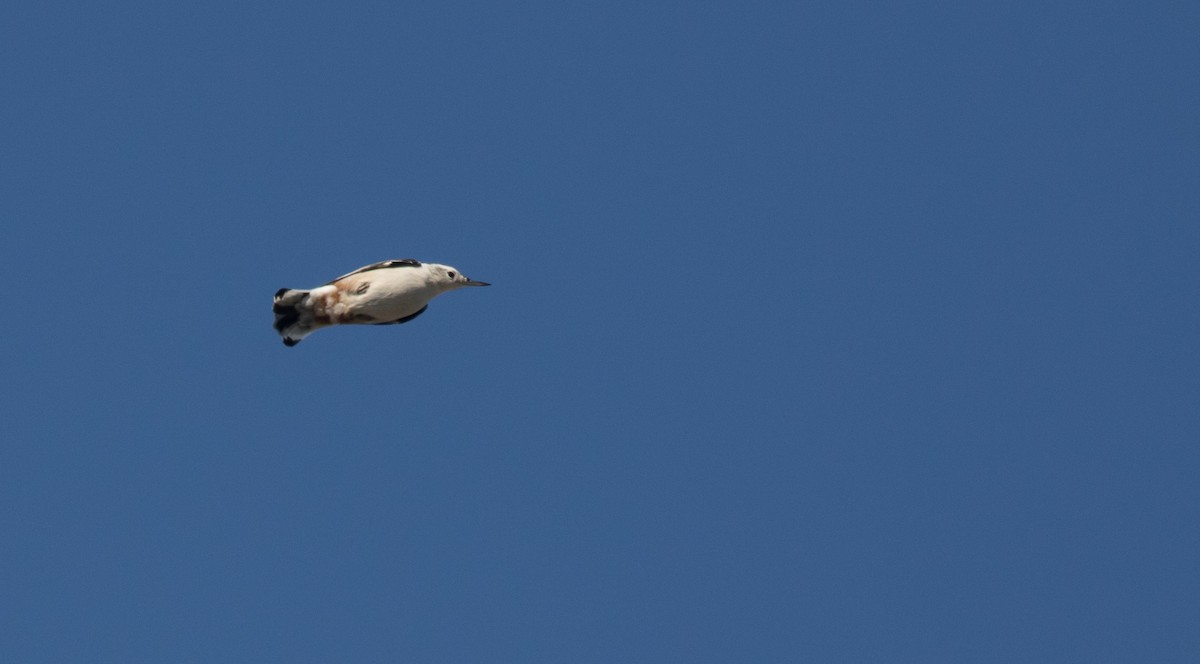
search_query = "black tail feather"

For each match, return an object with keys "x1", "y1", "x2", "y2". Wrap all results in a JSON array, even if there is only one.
[{"x1": 272, "y1": 288, "x2": 309, "y2": 344}]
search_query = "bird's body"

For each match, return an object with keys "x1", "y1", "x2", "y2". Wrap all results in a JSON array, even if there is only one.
[{"x1": 272, "y1": 259, "x2": 489, "y2": 346}]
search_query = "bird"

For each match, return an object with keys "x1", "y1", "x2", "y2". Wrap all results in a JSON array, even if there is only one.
[{"x1": 272, "y1": 258, "x2": 490, "y2": 346}]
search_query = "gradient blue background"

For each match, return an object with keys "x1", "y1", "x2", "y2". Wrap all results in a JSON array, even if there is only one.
[{"x1": 3, "y1": 1, "x2": 1198, "y2": 661}]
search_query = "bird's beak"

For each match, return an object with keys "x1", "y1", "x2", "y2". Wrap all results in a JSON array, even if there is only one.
[{"x1": 465, "y1": 278, "x2": 491, "y2": 287}]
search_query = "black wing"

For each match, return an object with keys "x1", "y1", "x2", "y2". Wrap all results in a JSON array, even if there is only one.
[
  {"x1": 327, "y1": 259, "x2": 422, "y2": 284},
  {"x1": 373, "y1": 305, "x2": 428, "y2": 325}
]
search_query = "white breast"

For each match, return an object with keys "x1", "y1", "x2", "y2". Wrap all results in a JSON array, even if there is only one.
[{"x1": 346, "y1": 266, "x2": 438, "y2": 321}]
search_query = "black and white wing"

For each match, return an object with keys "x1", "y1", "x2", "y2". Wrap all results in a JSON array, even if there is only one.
[{"x1": 326, "y1": 259, "x2": 422, "y2": 285}]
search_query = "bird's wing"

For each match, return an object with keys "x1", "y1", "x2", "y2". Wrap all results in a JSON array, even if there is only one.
[
  {"x1": 373, "y1": 305, "x2": 428, "y2": 325},
  {"x1": 326, "y1": 259, "x2": 422, "y2": 284}
]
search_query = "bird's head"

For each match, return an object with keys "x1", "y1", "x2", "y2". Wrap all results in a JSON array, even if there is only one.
[{"x1": 430, "y1": 263, "x2": 490, "y2": 291}]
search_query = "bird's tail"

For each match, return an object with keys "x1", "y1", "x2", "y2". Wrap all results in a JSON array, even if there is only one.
[{"x1": 273, "y1": 288, "x2": 313, "y2": 347}]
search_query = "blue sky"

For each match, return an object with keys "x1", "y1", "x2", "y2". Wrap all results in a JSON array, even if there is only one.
[{"x1": 2, "y1": 1, "x2": 1198, "y2": 661}]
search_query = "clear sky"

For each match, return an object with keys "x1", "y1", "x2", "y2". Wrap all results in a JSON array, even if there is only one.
[{"x1": 2, "y1": 1, "x2": 1198, "y2": 661}]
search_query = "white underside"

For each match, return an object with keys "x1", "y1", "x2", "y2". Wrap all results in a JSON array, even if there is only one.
[{"x1": 341, "y1": 268, "x2": 441, "y2": 321}]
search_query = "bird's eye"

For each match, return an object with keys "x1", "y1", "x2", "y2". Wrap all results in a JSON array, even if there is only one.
[{"x1": 448, "y1": 271, "x2": 456, "y2": 279}]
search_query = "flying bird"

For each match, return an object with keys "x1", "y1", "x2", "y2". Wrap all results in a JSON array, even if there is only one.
[{"x1": 272, "y1": 259, "x2": 490, "y2": 346}]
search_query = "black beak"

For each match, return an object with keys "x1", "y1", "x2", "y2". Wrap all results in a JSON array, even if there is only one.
[{"x1": 465, "y1": 279, "x2": 490, "y2": 287}]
